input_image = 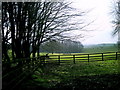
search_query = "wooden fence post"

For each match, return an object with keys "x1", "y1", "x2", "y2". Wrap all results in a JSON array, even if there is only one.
[
  {"x1": 43, "y1": 58, "x2": 45, "y2": 66},
  {"x1": 58, "y1": 55, "x2": 60, "y2": 65},
  {"x1": 73, "y1": 55, "x2": 75, "y2": 64},
  {"x1": 102, "y1": 53, "x2": 104, "y2": 61},
  {"x1": 116, "y1": 52, "x2": 118, "y2": 60},
  {"x1": 88, "y1": 54, "x2": 89, "y2": 62}
]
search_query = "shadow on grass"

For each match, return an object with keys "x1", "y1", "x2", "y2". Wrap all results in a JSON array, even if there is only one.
[
  {"x1": 19, "y1": 62, "x2": 120, "y2": 90},
  {"x1": 19, "y1": 73, "x2": 120, "y2": 90},
  {"x1": 4, "y1": 60, "x2": 119, "y2": 90},
  {"x1": 55, "y1": 74, "x2": 120, "y2": 90}
]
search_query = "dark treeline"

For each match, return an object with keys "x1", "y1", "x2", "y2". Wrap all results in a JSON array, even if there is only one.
[{"x1": 40, "y1": 39, "x2": 84, "y2": 53}]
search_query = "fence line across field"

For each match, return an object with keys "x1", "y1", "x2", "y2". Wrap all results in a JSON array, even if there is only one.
[
  {"x1": 2, "y1": 52, "x2": 120, "y2": 65},
  {"x1": 46, "y1": 52, "x2": 120, "y2": 64},
  {"x1": 2, "y1": 51, "x2": 120, "y2": 89}
]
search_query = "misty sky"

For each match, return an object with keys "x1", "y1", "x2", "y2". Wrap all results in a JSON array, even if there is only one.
[{"x1": 69, "y1": 0, "x2": 118, "y2": 45}]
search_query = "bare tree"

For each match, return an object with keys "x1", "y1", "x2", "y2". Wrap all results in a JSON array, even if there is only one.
[
  {"x1": 113, "y1": 1, "x2": 120, "y2": 35},
  {"x1": 113, "y1": 0, "x2": 120, "y2": 52},
  {"x1": 112, "y1": 0, "x2": 120, "y2": 74},
  {"x1": 2, "y1": 1, "x2": 87, "y2": 64}
]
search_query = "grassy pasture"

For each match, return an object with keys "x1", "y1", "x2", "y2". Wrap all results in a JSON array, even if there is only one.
[
  {"x1": 22, "y1": 60, "x2": 120, "y2": 89},
  {"x1": 42, "y1": 52, "x2": 119, "y2": 64},
  {"x1": 83, "y1": 44, "x2": 118, "y2": 53},
  {"x1": 4, "y1": 44, "x2": 120, "y2": 89},
  {"x1": 21, "y1": 52, "x2": 120, "y2": 89}
]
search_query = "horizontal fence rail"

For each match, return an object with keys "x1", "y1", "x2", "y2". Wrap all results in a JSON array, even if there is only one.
[
  {"x1": 2, "y1": 51, "x2": 120, "y2": 89},
  {"x1": 45, "y1": 52, "x2": 120, "y2": 64}
]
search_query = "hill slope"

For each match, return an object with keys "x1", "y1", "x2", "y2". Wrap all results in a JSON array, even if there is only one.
[{"x1": 83, "y1": 43, "x2": 118, "y2": 53}]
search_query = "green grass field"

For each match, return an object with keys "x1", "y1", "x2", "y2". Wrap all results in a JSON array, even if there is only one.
[
  {"x1": 40, "y1": 52, "x2": 119, "y2": 65},
  {"x1": 21, "y1": 59, "x2": 120, "y2": 89},
  {"x1": 5, "y1": 44, "x2": 120, "y2": 89},
  {"x1": 83, "y1": 44, "x2": 118, "y2": 53},
  {"x1": 22, "y1": 44, "x2": 120, "y2": 89}
]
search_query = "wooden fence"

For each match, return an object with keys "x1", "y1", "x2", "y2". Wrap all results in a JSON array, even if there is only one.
[
  {"x1": 44, "y1": 52, "x2": 120, "y2": 64},
  {"x1": 2, "y1": 51, "x2": 120, "y2": 89}
]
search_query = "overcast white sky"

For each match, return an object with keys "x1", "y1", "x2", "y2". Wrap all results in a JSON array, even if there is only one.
[{"x1": 69, "y1": 0, "x2": 118, "y2": 45}]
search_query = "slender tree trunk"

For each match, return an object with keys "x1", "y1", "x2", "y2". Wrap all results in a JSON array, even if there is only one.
[{"x1": 9, "y1": 3, "x2": 15, "y2": 60}]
